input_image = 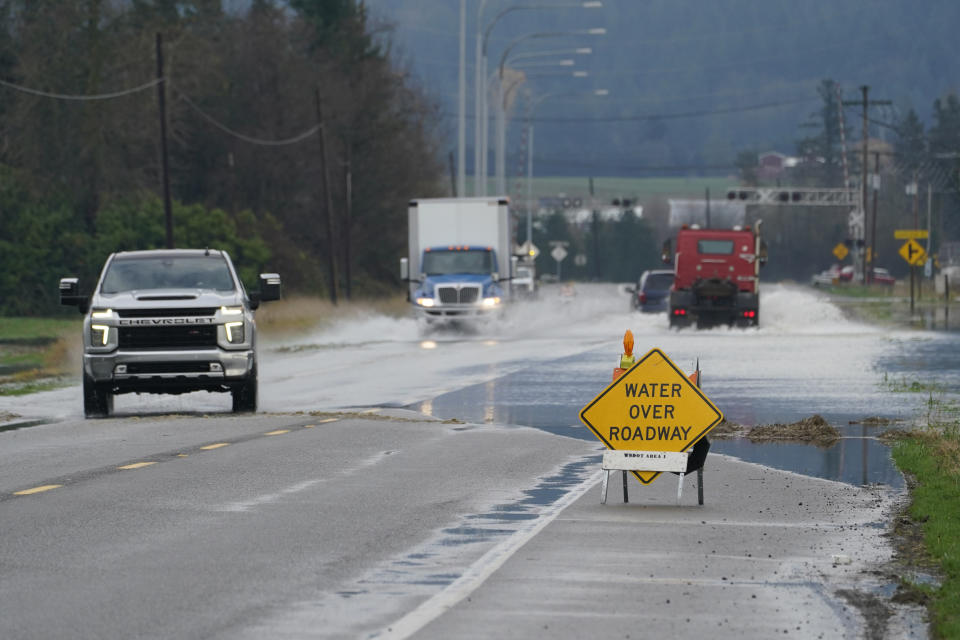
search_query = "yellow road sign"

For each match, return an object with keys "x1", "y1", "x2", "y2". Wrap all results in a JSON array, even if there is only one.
[
  {"x1": 899, "y1": 239, "x2": 927, "y2": 266},
  {"x1": 579, "y1": 348, "x2": 723, "y2": 485},
  {"x1": 894, "y1": 229, "x2": 929, "y2": 240},
  {"x1": 832, "y1": 243, "x2": 849, "y2": 260}
]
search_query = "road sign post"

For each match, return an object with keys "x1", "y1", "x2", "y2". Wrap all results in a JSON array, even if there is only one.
[
  {"x1": 898, "y1": 235, "x2": 928, "y2": 315},
  {"x1": 580, "y1": 347, "x2": 723, "y2": 500},
  {"x1": 550, "y1": 244, "x2": 568, "y2": 279}
]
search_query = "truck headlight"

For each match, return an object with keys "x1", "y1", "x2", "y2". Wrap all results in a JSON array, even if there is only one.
[
  {"x1": 415, "y1": 297, "x2": 436, "y2": 308},
  {"x1": 220, "y1": 306, "x2": 243, "y2": 316},
  {"x1": 225, "y1": 321, "x2": 245, "y2": 343},
  {"x1": 90, "y1": 324, "x2": 111, "y2": 346},
  {"x1": 91, "y1": 308, "x2": 115, "y2": 320},
  {"x1": 482, "y1": 296, "x2": 501, "y2": 307}
]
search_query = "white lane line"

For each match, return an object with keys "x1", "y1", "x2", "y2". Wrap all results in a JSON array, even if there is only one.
[{"x1": 375, "y1": 468, "x2": 604, "y2": 640}]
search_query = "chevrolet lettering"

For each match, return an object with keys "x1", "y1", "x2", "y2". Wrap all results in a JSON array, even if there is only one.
[{"x1": 118, "y1": 318, "x2": 215, "y2": 325}]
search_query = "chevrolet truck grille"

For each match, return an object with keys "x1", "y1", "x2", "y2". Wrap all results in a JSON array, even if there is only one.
[{"x1": 118, "y1": 325, "x2": 218, "y2": 349}]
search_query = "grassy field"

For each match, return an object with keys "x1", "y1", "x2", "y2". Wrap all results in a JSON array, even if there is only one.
[
  {"x1": 0, "y1": 316, "x2": 79, "y2": 395},
  {"x1": 891, "y1": 422, "x2": 960, "y2": 638},
  {"x1": 834, "y1": 292, "x2": 960, "y2": 638}
]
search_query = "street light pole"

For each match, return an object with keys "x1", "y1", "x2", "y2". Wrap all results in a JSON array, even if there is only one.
[
  {"x1": 494, "y1": 29, "x2": 605, "y2": 193},
  {"x1": 524, "y1": 88, "x2": 609, "y2": 248},
  {"x1": 475, "y1": 2, "x2": 603, "y2": 195},
  {"x1": 457, "y1": 0, "x2": 466, "y2": 197}
]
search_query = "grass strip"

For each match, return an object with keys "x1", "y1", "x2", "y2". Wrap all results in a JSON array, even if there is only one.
[{"x1": 891, "y1": 425, "x2": 960, "y2": 639}]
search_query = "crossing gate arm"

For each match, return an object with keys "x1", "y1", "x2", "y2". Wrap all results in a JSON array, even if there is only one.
[{"x1": 600, "y1": 450, "x2": 703, "y2": 506}]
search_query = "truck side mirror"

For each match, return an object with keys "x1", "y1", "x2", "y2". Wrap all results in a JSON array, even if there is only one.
[
  {"x1": 400, "y1": 257, "x2": 409, "y2": 281},
  {"x1": 251, "y1": 273, "x2": 281, "y2": 309},
  {"x1": 60, "y1": 277, "x2": 89, "y2": 313},
  {"x1": 759, "y1": 240, "x2": 768, "y2": 266},
  {"x1": 510, "y1": 255, "x2": 519, "y2": 280},
  {"x1": 661, "y1": 239, "x2": 672, "y2": 264}
]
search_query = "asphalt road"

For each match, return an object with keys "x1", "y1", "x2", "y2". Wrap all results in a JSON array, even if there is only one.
[{"x1": 0, "y1": 284, "x2": 932, "y2": 638}]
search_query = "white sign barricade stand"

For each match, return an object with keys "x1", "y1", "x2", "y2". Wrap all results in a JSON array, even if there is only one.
[{"x1": 599, "y1": 449, "x2": 704, "y2": 506}]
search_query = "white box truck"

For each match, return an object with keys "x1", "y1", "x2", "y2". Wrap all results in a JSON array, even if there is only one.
[{"x1": 401, "y1": 197, "x2": 516, "y2": 327}]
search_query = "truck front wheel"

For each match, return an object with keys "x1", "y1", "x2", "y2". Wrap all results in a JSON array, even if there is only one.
[
  {"x1": 83, "y1": 373, "x2": 113, "y2": 418},
  {"x1": 231, "y1": 367, "x2": 258, "y2": 413}
]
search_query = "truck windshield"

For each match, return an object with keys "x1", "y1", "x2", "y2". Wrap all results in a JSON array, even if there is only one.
[
  {"x1": 697, "y1": 240, "x2": 735, "y2": 255},
  {"x1": 100, "y1": 256, "x2": 236, "y2": 293},
  {"x1": 421, "y1": 249, "x2": 495, "y2": 275}
]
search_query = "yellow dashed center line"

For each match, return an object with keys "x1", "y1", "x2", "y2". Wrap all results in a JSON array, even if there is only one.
[
  {"x1": 317, "y1": 418, "x2": 338, "y2": 424},
  {"x1": 200, "y1": 443, "x2": 230, "y2": 450},
  {"x1": 14, "y1": 484, "x2": 62, "y2": 496},
  {"x1": 304, "y1": 424, "x2": 316, "y2": 428},
  {"x1": 264, "y1": 429, "x2": 290, "y2": 436},
  {"x1": 118, "y1": 462, "x2": 157, "y2": 470}
]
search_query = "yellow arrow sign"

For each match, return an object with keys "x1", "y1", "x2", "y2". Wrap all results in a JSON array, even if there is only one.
[
  {"x1": 894, "y1": 229, "x2": 929, "y2": 240},
  {"x1": 899, "y1": 239, "x2": 927, "y2": 266},
  {"x1": 833, "y1": 243, "x2": 849, "y2": 260},
  {"x1": 579, "y1": 348, "x2": 723, "y2": 484}
]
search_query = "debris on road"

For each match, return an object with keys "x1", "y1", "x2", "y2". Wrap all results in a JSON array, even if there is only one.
[{"x1": 746, "y1": 414, "x2": 840, "y2": 446}]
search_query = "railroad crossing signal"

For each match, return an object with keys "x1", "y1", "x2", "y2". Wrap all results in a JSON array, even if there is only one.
[
  {"x1": 833, "y1": 243, "x2": 849, "y2": 260},
  {"x1": 899, "y1": 239, "x2": 927, "y2": 266},
  {"x1": 726, "y1": 187, "x2": 859, "y2": 206},
  {"x1": 579, "y1": 348, "x2": 723, "y2": 485}
]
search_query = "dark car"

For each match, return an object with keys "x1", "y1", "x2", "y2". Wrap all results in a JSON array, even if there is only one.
[{"x1": 627, "y1": 269, "x2": 675, "y2": 312}]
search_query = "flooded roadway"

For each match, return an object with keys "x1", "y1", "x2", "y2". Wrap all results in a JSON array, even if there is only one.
[{"x1": 410, "y1": 284, "x2": 960, "y2": 490}]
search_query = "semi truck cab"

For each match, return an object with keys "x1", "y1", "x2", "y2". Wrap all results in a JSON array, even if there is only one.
[{"x1": 402, "y1": 245, "x2": 509, "y2": 322}]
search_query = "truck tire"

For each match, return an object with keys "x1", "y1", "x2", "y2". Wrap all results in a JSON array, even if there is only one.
[
  {"x1": 83, "y1": 373, "x2": 113, "y2": 418},
  {"x1": 231, "y1": 367, "x2": 258, "y2": 413}
]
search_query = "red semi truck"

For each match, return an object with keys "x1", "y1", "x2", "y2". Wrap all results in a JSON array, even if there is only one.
[{"x1": 661, "y1": 222, "x2": 767, "y2": 328}]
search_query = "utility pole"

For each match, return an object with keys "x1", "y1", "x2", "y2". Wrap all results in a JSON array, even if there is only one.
[
  {"x1": 343, "y1": 150, "x2": 353, "y2": 301},
  {"x1": 704, "y1": 187, "x2": 711, "y2": 228},
  {"x1": 590, "y1": 176, "x2": 600, "y2": 280},
  {"x1": 843, "y1": 85, "x2": 891, "y2": 283},
  {"x1": 870, "y1": 152, "x2": 879, "y2": 279},
  {"x1": 448, "y1": 151, "x2": 457, "y2": 196},
  {"x1": 155, "y1": 33, "x2": 173, "y2": 249},
  {"x1": 914, "y1": 169, "x2": 921, "y2": 302},
  {"x1": 315, "y1": 89, "x2": 338, "y2": 305}
]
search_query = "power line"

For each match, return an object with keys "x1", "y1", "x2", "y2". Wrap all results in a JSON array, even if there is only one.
[
  {"x1": 443, "y1": 96, "x2": 813, "y2": 124},
  {"x1": 0, "y1": 76, "x2": 162, "y2": 100},
  {"x1": 530, "y1": 156, "x2": 735, "y2": 172},
  {"x1": 526, "y1": 97, "x2": 816, "y2": 124},
  {"x1": 174, "y1": 88, "x2": 320, "y2": 146}
]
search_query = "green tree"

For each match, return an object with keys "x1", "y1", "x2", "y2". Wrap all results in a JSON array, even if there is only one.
[
  {"x1": 794, "y1": 79, "x2": 846, "y2": 187},
  {"x1": 896, "y1": 108, "x2": 926, "y2": 173}
]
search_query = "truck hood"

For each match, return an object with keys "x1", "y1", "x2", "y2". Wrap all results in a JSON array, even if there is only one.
[{"x1": 93, "y1": 289, "x2": 243, "y2": 310}]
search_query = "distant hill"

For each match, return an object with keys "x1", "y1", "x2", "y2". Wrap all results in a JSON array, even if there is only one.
[{"x1": 363, "y1": 0, "x2": 960, "y2": 180}]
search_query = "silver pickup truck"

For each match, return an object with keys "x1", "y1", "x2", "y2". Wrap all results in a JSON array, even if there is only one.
[{"x1": 60, "y1": 249, "x2": 280, "y2": 418}]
